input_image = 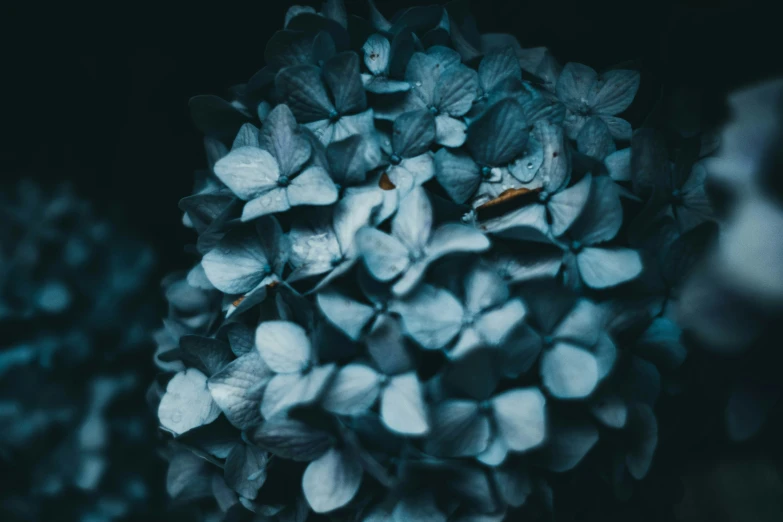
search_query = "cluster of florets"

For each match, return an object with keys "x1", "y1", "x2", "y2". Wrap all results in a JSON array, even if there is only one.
[
  {"x1": 0, "y1": 180, "x2": 157, "y2": 520},
  {"x1": 153, "y1": 1, "x2": 716, "y2": 520}
]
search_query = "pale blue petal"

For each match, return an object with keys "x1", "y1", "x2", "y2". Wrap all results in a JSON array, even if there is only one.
[
  {"x1": 259, "y1": 104, "x2": 313, "y2": 177},
  {"x1": 426, "y1": 223, "x2": 491, "y2": 262},
  {"x1": 322, "y1": 364, "x2": 381, "y2": 415},
  {"x1": 302, "y1": 448, "x2": 363, "y2": 513},
  {"x1": 541, "y1": 343, "x2": 599, "y2": 399},
  {"x1": 363, "y1": 34, "x2": 391, "y2": 75},
  {"x1": 287, "y1": 166, "x2": 339, "y2": 207},
  {"x1": 392, "y1": 187, "x2": 433, "y2": 254},
  {"x1": 316, "y1": 290, "x2": 376, "y2": 341},
  {"x1": 605, "y1": 148, "x2": 631, "y2": 181},
  {"x1": 476, "y1": 299, "x2": 527, "y2": 345},
  {"x1": 399, "y1": 154, "x2": 435, "y2": 185},
  {"x1": 396, "y1": 284, "x2": 464, "y2": 349},
  {"x1": 435, "y1": 115, "x2": 468, "y2": 147},
  {"x1": 242, "y1": 188, "x2": 290, "y2": 220},
  {"x1": 548, "y1": 174, "x2": 592, "y2": 237},
  {"x1": 213, "y1": 146, "x2": 280, "y2": 200},
  {"x1": 577, "y1": 247, "x2": 643, "y2": 289},
  {"x1": 381, "y1": 372, "x2": 429, "y2": 435},
  {"x1": 492, "y1": 388, "x2": 547, "y2": 452},
  {"x1": 261, "y1": 364, "x2": 335, "y2": 418},
  {"x1": 356, "y1": 227, "x2": 410, "y2": 281},
  {"x1": 255, "y1": 321, "x2": 312, "y2": 373}
]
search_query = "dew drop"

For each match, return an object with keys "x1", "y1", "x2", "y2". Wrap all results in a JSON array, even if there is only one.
[{"x1": 170, "y1": 411, "x2": 182, "y2": 424}]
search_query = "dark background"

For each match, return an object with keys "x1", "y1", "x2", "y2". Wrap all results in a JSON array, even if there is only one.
[{"x1": 3, "y1": 1, "x2": 782, "y2": 520}]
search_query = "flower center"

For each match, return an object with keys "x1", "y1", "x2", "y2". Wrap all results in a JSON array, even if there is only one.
[
  {"x1": 542, "y1": 335, "x2": 554, "y2": 348},
  {"x1": 373, "y1": 301, "x2": 386, "y2": 314},
  {"x1": 481, "y1": 166, "x2": 493, "y2": 179},
  {"x1": 390, "y1": 154, "x2": 402, "y2": 165},
  {"x1": 538, "y1": 190, "x2": 550, "y2": 203},
  {"x1": 277, "y1": 175, "x2": 290, "y2": 187},
  {"x1": 329, "y1": 110, "x2": 341, "y2": 123},
  {"x1": 570, "y1": 240, "x2": 583, "y2": 253},
  {"x1": 478, "y1": 400, "x2": 492, "y2": 414},
  {"x1": 428, "y1": 105, "x2": 439, "y2": 115},
  {"x1": 262, "y1": 264, "x2": 273, "y2": 274}
]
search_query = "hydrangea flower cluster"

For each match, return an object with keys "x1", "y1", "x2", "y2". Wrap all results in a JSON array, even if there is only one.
[
  {"x1": 0, "y1": 180, "x2": 158, "y2": 521},
  {"x1": 153, "y1": 1, "x2": 716, "y2": 519}
]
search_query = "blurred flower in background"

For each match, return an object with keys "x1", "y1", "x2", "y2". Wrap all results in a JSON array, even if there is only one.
[{"x1": 0, "y1": 180, "x2": 162, "y2": 521}]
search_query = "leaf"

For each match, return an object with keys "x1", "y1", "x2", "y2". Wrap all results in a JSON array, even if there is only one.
[
  {"x1": 381, "y1": 372, "x2": 430, "y2": 435},
  {"x1": 302, "y1": 448, "x2": 363, "y2": 513},
  {"x1": 224, "y1": 443, "x2": 269, "y2": 499},
  {"x1": 322, "y1": 364, "x2": 381, "y2": 415},
  {"x1": 540, "y1": 343, "x2": 599, "y2": 399},
  {"x1": 159, "y1": 369, "x2": 221, "y2": 435},
  {"x1": 427, "y1": 400, "x2": 491, "y2": 457},
  {"x1": 250, "y1": 417, "x2": 333, "y2": 461},
  {"x1": 492, "y1": 388, "x2": 547, "y2": 452},
  {"x1": 255, "y1": 321, "x2": 312, "y2": 373},
  {"x1": 208, "y1": 351, "x2": 272, "y2": 430}
]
